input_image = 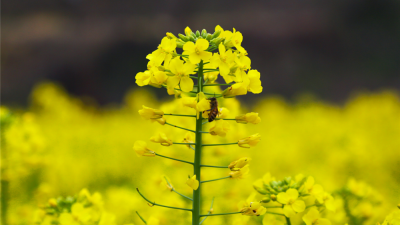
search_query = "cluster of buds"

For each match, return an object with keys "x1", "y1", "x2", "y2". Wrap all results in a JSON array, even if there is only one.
[{"x1": 173, "y1": 27, "x2": 224, "y2": 50}]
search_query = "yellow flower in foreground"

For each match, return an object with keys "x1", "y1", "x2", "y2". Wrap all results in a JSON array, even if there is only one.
[
  {"x1": 150, "y1": 132, "x2": 173, "y2": 146},
  {"x1": 316, "y1": 192, "x2": 336, "y2": 212},
  {"x1": 186, "y1": 175, "x2": 199, "y2": 190},
  {"x1": 209, "y1": 120, "x2": 230, "y2": 137},
  {"x1": 228, "y1": 157, "x2": 251, "y2": 171},
  {"x1": 146, "y1": 37, "x2": 176, "y2": 66},
  {"x1": 277, "y1": 189, "x2": 306, "y2": 217},
  {"x1": 247, "y1": 69, "x2": 263, "y2": 94},
  {"x1": 167, "y1": 57, "x2": 196, "y2": 92},
  {"x1": 183, "y1": 39, "x2": 212, "y2": 64},
  {"x1": 139, "y1": 106, "x2": 164, "y2": 120},
  {"x1": 235, "y1": 112, "x2": 261, "y2": 124},
  {"x1": 223, "y1": 82, "x2": 248, "y2": 98},
  {"x1": 182, "y1": 96, "x2": 197, "y2": 108},
  {"x1": 229, "y1": 165, "x2": 249, "y2": 179},
  {"x1": 196, "y1": 92, "x2": 210, "y2": 113},
  {"x1": 184, "y1": 26, "x2": 192, "y2": 36},
  {"x1": 240, "y1": 202, "x2": 266, "y2": 216},
  {"x1": 304, "y1": 176, "x2": 324, "y2": 196},
  {"x1": 182, "y1": 132, "x2": 195, "y2": 148},
  {"x1": 133, "y1": 141, "x2": 156, "y2": 157},
  {"x1": 303, "y1": 207, "x2": 331, "y2": 225},
  {"x1": 238, "y1": 133, "x2": 261, "y2": 148}
]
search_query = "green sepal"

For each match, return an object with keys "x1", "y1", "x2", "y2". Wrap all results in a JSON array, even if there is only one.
[{"x1": 211, "y1": 30, "x2": 221, "y2": 39}]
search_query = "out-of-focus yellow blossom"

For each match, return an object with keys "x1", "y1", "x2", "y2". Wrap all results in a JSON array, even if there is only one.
[
  {"x1": 182, "y1": 96, "x2": 197, "y2": 108},
  {"x1": 303, "y1": 176, "x2": 324, "y2": 196},
  {"x1": 183, "y1": 39, "x2": 212, "y2": 64},
  {"x1": 218, "y1": 107, "x2": 230, "y2": 118},
  {"x1": 238, "y1": 133, "x2": 261, "y2": 148},
  {"x1": 139, "y1": 105, "x2": 164, "y2": 120},
  {"x1": 247, "y1": 69, "x2": 263, "y2": 94},
  {"x1": 347, "y1": 178, "x2": 373, "y2": 197},
  {"x1": 182, "y1": 132, "x2": 195, "y2": 148},
  {"x1": 263, "y1": 214, "x2": 285, "y2": 225},
  {"x1": 303, "y1": 207, "x2": 331, "y2": 225},
  {"x1": 277, "y1": 189, "x2": 306, "y2": 217},
  {"x1": 235, "y1": 112, "x2": 261, "y2": 124},
  {"x1": 146, "y1": 37, "x2": 176, "y2": 66},
  {"x1": 228, "y1": 157, "x2": 251, "y2": 171},
  {"x1": 147, "y1": 217, "x2": 160, "y2": 225},
  {"x1": 209, "y1": 120, "x2": 230, "y2": 137},
  {"x1": 186, "y1": 175, "x2": 199, "y2": 190},
  {"x1": 240, "y1": 202, "x2": 266, "y2": 216},
  {"x1": 382, "y1": 209, "x2": 400, "y2": 225},
  {"x1": 167, "y1": 57, "x2": 196, "y2": 92},
  {"x1": 135, "y1": 70, "x2": 152, "y2": 87},
  {"x1": 196, "y1": 92, "x2": 211, "y2": 114},
  {"x1": 316, "y1": 192, "x2": 336, "y2": 212},
  {"x1": 229, "y1": 165, "x2": 249, "y2": 179},
  {"x1": 223, "y1": 82, "x2": 248, "y2": 98},
  {"x1": 150, "y1": 132, "x2": 173, "y2": 146},
  {"x1": 133, "y1": 141, "x2": 156, "y2": 157},
  {"x1": 135, "y1": 70, "x2": 168, "y2": 88}
]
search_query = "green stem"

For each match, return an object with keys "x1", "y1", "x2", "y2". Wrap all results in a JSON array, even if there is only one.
[
  {"x1": 136, "y1": 188, "x2": 192, "y2": 211},
  {"x1": 173, "y1": 142, "x2": 196, "y2": 145},
  {"x1": 200, "y1": 165, "x2": 229, "y2": 168},
  {"x1": 201, "y1": 176, "x2": 231, "y2": 184},
  {"x1": 192, "y1": 60, "x2": 204, "y2": 225},
  {"x1": 202, "y1": 142, "x2": 238, "y2": 146},
  {"x1": 155, "y1": 153, "x2": 193, "y2": 165},
  {"x1": 286, "y1": 217, "x2": 291, "y2": 225},
  {"x1": 164, "y1": 113, "x2": 196, "y2": 117},
  {"x1": 165, "y1": 122, "x2": 196, "y2": 133},
  {"x1": 265, "y1": 211, "x2": 285, "y2": 216},
  {"x1": 164, "y1": 177, "x2": 193, "y2": 201},
  {"x1": 306, "y1": 204, "x2": 316, "y2": 209},
  {"x1": 203, "y1": 79, "x2": 209, "y2": 85},
  {"x1": 199, "y1": 197, "x2": 215, "y2": 225},
  {"x1": 203, "y1": 83, "x2": 232, "y2": 86},
  {"x1": 199, "y1": 212, "x2": 241, "y2": 217},
  {"x1": 190, "y1": 76, "x2": 198, "y2": 79},
  {"x1": 136, "y1": 211, "x2": 147, "y2": 224}
]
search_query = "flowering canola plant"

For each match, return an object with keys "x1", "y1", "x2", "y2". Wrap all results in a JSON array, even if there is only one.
[{"x1": 134, "y1": 25, "x2": 265, "y2": 225}]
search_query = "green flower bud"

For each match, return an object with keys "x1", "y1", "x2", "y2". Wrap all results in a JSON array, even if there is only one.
[
  {"x1": 195, "y1": 30, "x2": 200, "y2": 37},
  {"x1": 176, "y1": 40, "x2": 185, "y2": 48},
  {"x1": 157, "y1": 66, "x2": 165, "y2": 71},
  {"x1": 270, "y1": 194, "x2": 277, "y2": 201},
  {"x1": 206, "y1": 34, "x2": 212, "y2": 41},
  {"x1": 189, "y1": 35, "x2": 195, "y2": 42},
  {"x1": 254, "y1": 184, "x2": 268, "y2": 195},
  {"x1": 201, "y1": 29, "x2": 207, "y2": 38},
  {"x1": 211, "y1": 29, "x2": 221, "y2": 39},
  {"x1": 260, "y1": 195, "x2": 271, "y2": 203},
  {"x1": 178, "y1": 33, "x2": 189, "y2": 41},
  {"x1": 190, "y1": 32, "x2": 197, "y2": 40},
  {"x1": 210, "y1": 37, "x2": 223, "y2": 46}
]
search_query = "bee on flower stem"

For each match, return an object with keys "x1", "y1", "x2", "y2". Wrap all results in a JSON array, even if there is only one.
[{"x1": 207, "y1": 97, "x2": 219, "y2": 122}]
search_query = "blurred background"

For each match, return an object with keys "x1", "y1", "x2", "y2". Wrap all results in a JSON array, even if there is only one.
[{"x1": 3, "y1": 0, "x2": 400, "y2": 106}]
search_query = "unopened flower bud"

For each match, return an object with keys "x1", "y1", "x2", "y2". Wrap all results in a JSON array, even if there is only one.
[
  {"x1": 48, "y1": 198, "x2": 57, "y2": 207},
  {"x1": 210, "y1": 37, "x2": 223, "y2": 46},
  {"x1": 189, "y1": 35, "x2": 196, "y2": 42},
  {"x1": 235, "y1": 112, "x2": 261, "y2": 124},
  {"x1": 157, "y1": 66, "x2": 165, "y2": 71},
  {"x1": 270, "y1": 194, "x2": 277, "y2": 201},
  {"x1": 166, "y1": 32, "x2": 176, "y2": 39},
  {"x1": 201, "y1": 29, "x2": 207, "y2": 38},
  {"x1": 260, "y1": 195, "x2": 271, "y2": 203},
  {"x1": 178, "y1": 33, "x2": 189, "y2": 41},
  {"x1": 176, "y1": 40, "x2": 185, "y2": 48},
  {"x1": 195, "y1": 30, "x2": 200, "y2": 37},
  {"x1": 206, "y1": 34, "x2": 212, "y2": 41},
  {"x1": 184, "y1": 26, "x2": 192, "y2": 36},
  {"x1": 211, "y1": 29, "x2": 221, "y2": 39},
  {"x1": 238, "y1": 133, "x2": 261, "y2": 148}
]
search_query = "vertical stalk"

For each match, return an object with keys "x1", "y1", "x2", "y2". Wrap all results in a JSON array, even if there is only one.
[{"x1": 192, "y1": 60, "x2": 204, "y2": 225}]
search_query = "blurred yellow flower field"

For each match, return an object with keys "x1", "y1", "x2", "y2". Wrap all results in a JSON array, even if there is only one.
[{"x1": 1, "y1": 82, "x2": 399, "y2": 225}]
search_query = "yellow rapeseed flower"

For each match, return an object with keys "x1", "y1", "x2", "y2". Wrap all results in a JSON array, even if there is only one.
[
  {"x1": 240, "y1": 202, "x2": 266, "y2": 216},
  {"x1": 210, "y1": 43, "x2": 236, "y2": 78},
  {"x1": 133, "y1": 141, "x2": 156, "y2": 157},
  {"x1": 229, "y1": 165, "x2": 249, "y2": 179},
  {"x1": 277, "y1": 189, "x2": 306, "y2": 217},
  {"x1": 238, "y1": 133, "x2": 261, "y2": 148},
  {"x1": 150, "y1": 132, "x2": 173, "y2": 146},
  {"x1": 146, "y1": 37, "x2": 176, "y2": 66},
  {"x1": 302, "y1": 207, "x2": 331, "y2": 225},
  {"x1": 228, "y1": 157, "x2": 251, "y2": 171},
  {"x1": 209, "y1": 120, "x2": 230, "y2": 137},
  {"x1": 139, "y1": 105, "x2": 164, "y2": 120},
  {"x1": 183, "y1": 39, "x2": 212, "y2": 64},
  {"x1": 186, "y1": 175, "x2": 199, "y2": 190},
  {"x1": 182, "y1": 132, "x2": 195, "y2": 148},
  {"x1": 167, "y1": 57, "x2": 196, "y2": 92},
  {"x1": 182, "y1": 96, "x2": 197, "y2": 108},
  {"x1": 235, "y1": 112, "x2": 261, "y2": 124},
  {"x1": 184, "y1": 26, "x2": 192, "y2": 36},
  {"x1": 222, "y1": 82, "x2": 248, "y2": 98},
  {"x1": 247, "y1": 69, "x2": 262, "y2": 94}
]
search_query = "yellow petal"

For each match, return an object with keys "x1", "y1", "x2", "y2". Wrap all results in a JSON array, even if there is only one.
[
  {"x1": 286, "y1": 188, "x2": 299, "y2": 200},
  {"x1": 180, "y1": 76, "x2": 194, "y2": 92},
  {"x1": 283, "y1": 205, "x2": 295, "y2": 218},
  {"x1": 277, "y1": 192, "x2": 290, "y2": 204},
  {"x1": 196, "y1": 39, "x2": 209, "y2": 51},
  {"x1": 167, "y1": 76, "x2": 181, "y2": 91},
  {"x1": 292, "y1": 199, "x2": 306, "y2": 212}
]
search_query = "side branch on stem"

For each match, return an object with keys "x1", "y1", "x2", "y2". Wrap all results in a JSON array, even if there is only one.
[
  {"x1": 164, "y1": 177, "x2": 193, "y2": 201},
  {"x1": 201, "y1": 176, "x2": 231, "y2": 184},
  {"x1": 165, "y1": 122, "x2": 196, "y2": 133},
  {"x1": 136, "y1": 211, "x2": 147, "y2": 224},
  {"x1": 136, "y1": 188, "x2": 192, "y2": 212},
  {"x1": 164, "y1": 113, "x2": 196, "y2": 118},
  {"x1": 155, "y1": 153, "x2": 194, "y2": 165},
  {"x1": 199, "y1": 212, "x2": 241, "y2": 217},
  {"x1": 202, "y1": 142, "x2": 238, "y2": 146},
  {"x1": 199, "y1": 197, "x2": 215, "y2": 225}
]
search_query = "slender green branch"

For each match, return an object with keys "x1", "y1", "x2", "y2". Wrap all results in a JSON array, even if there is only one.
[
  {"x1": 202, "y1": 142, "x2": 238, "y2": 146},
  {"x1": 199, "y1": 212, "x2": 241, "y2": 217},
  {"x1": 189, "y1": 146, "x2": 196, "y2": 151},
  {"x1": 155, "y1": 153, "x2": 194, "y2": 165},
  {"x1": 165, "y1": 122, "x2": 196, "y2": 133},
  {"x1": 190, "y1": 76, "x2": 198, "y2": 79},
  {"x1": 199, "y1": 197, "x2": 215, "y2": 225},
  {"x1": 173, "y1": 142, "x2": 196, "y2": 145},
  {"x1": 306, "y1": 204, "x2": 316, "y2": 209},
  {"x1": 164, "y1": 177, "x2": 193, "y2": 201},
  {"x1": 201, "y1": 176, "x2": 231, "y2": 184},
  {"x1": 203, "y1": 83, "x2": 232, "y2": 86},
  {"x1": 203, "y1": 79, "x2": 209, "y2": 85},
  {"x1": 200, "y1": 165, "x2": 229, "y2": 168},
  {"x1": 164, "y1": 113, "x2": 196, "y2": 117},
  {"x1": 265, "y1": 211, "x2": 285, "y2": 216},
  {"x1": 203, "y1": 92, "x2": 223, "y2": 96},
  {"x1": 202, "y1": 121, "x2": 209, "y2": 125},
  {"x1": 136, "y1": 211, "x2": 147, "y2": 224},
  {"x1": 136, "y1": 188, "x2": 192, "y2": 211},
  {"x1": 286, "y1": 217, "x2": 291, "y2": 225}
]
